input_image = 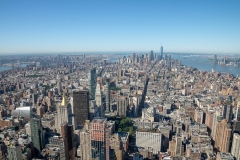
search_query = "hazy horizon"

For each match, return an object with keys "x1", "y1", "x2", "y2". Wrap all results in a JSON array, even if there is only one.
[{"x1": 0, "y1": 51, "x2": 239, "y2": 56}]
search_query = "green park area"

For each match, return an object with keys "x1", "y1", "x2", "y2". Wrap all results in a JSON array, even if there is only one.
[
  {"x1": 26, "y1": 74, "x2": 45, "y2": 78},
  {"x1": 110, "y1": 87, "x2": 121, "y2": 91},
  {"x1": 42, "y1": 85, "x2": 51, "y2": 90},
  {"x1": 108, "y1": 116, "x2": 134, "y2": 136}
]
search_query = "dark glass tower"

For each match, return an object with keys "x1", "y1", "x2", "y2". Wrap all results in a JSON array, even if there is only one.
[
  {"x1": 31, "y1": 115, "x2": 43, "y2": 155},
  {"x1": 149, "y1": 50, "x2": 154, "y2": 61},
  {"x1": 73, "y1": 90, "x2": 89, "y2": 127},
  {"x1": 160, "y1": 46, "x2": 163, "y2": 60}
]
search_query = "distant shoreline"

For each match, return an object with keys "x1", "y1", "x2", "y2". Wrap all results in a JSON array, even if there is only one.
[{"x1": 0, "y1": 52, "x2": 240, "y2": 56}]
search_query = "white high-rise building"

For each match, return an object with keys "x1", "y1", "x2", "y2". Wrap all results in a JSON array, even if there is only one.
[
  {"x1": 95, "y1": 82, "x2": 103, "y2": 117},
  {"x1": 95, "y1": 83, "x2": 102, "y2": 106},
  {"x1": 78, "y1": 120, "x2": 92, "y2": 160},
  {"x1": 231, "y1": 133, "x2": 240, "y2": 160},
  {"x1": 236, "y1": 101, "x2": 240, "y2": 120},
  {"x1": 55, "y1": 94, "x2": 72, "y2": 132}
]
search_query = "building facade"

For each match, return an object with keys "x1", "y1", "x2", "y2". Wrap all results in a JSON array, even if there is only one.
[
  {"x1": 72, "y1": 90, "x2": 89, "y2": 127},
  {"x1": 231, "y1": 133, "x2": 240, "y2": 160},
  {"x1": 214, "y1": 119, "x2": 232, "y2": 152},
  {"x1": 55, "y1": 94, "x2": 72, "y2": 132},
  {"x1": 89, "y1": 68, "x2": 96, "y2": 100},
  {"x1": 90, "y1": 118, "x2": 108, "y2": 160},
  {"x1": 95, "y1": 81, "x2": 103, "y2": 117},
  {"x1": 117, "y1": 97, "x2": 128, "y2": 116},
  {"x1": 31, "y1": 116, "x2": 43, "y2": 154},
  {"x1": 105, "y1": 80, "x2": 110, "y2": 114},
  {"x1": 136, "y1": 130, "x2": 161, "y2": 154},
  {"x1": 79, "y1": 122, "x2": 91, "y2": 160}
]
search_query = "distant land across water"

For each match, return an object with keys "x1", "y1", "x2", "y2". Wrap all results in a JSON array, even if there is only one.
[
  {"x1": 0, "y1": 66, "x2": 12, "y2": 72},
  {"x1": 0, "y1": 53, "x2": 239, "y2": 76},
  {"x1": 110, "y1": 53, "x2": 240, "y2": 76},
  {"x1": 171, "y1": 54, "x2": 240, "y2": 77},
  {"x1": 0, "y1": 64, "x2": 28, "y2": 72}
]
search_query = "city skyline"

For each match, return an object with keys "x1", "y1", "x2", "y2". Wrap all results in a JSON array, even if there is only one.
[
  {"x1": 1, "y1": 45, "x2": 240, "y2": 159},
  {"x1": 0, "y1": 0, "x2": 240, "y2": 54}
]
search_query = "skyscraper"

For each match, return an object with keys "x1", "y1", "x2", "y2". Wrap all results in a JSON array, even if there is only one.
[
  {"x1": 235, "y1": 101, "x2": 240, "y2": 121},
  {"x1": 117, "y1": 96, "x2": 128, "y2": 116},
  {"x1": 165, "y1": 55, "x2": 168, "y2": 61},
  {"x1": 168, "y1": 55, "x2": 172, "y2": 69},
  {"x1": 79, "y1": 120, "x2": 91, "y2": 160},
  {"x1": 95, "y1": 82, "x2": 102, "y2": 107},
  {"x1": 55, "y1": 94, "x2": 72, "y2": 132},
  {"x1": 132, "y1": 53, "x2": 136, "y2": 62},
  {"x1": 150, "y1": 50, "x2": 154, "y2": 61},
  {"x1": 165, "y1": 80, "x2": 169, "y2": 91},
  {"x1": 79, "y1": 118, "x2": 114, "y2": 160},
  {"x1": 90, "y1": 118, "x2": 114, "y2": 160},
  {"x1": 95, "y1": 81, "x2": 103, "y2": 117},
  {"x1": 175, "y1": 134, "x2": 182, "y2": 156},
  {"x1": 56, "y1": 76, "x2": 62, "y2": 93},
  {"x1": 72, "y1": 89, "x2": 89, "y2": 127},
  {"x1": 214, "y1": 119, "x2": 232, "y2": 152},
  {"x1": 160, "y1": 45, "x2": 163, "y2": 60},
  {"x1": 60, "y1": 123, "x2": 70, "y2": 160},
  {"x1": 89, "y1": 68, "x2": 96, "y2": 100},
  {"x1": 132, "y1": 96, "x2": 139, "y2": 117},
  {"x1": 211, "y1": 110, "x2": 222, "y2": 141},
  {"x1": 117, "y1": 69, "x2": 124, "y2": 78},
  {"x1": 31, "y1": 116, "x2": 43, "y2": 154},
  {"x1": 67, "y1": 125, "x2": 75, "y2": 160},
  {"x1": 205, "y1": 111, "x2": 214, "y2": 133},
  {"x1": 82, "y1": 54, "x2": 85, "y2": 63},
  {"x1": 222, "y1": 101, "x2": 233, "y2": 122},
  {"x1": 233, "y1": 101, "x2": 240, "y2": 134},
  {"x1": 147, "y1": 53, "x2": 151, "y2": 62},
  {"x1": 231, "y1": 133, "x2": 240, "y2": 160},
  {"x1": 105, "y1": 79, "x2": 110, "y2": 115}
]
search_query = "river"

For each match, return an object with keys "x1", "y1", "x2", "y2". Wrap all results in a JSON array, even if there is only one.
[
  {"x1": 171, "y1": 54, "x2": 240, "y2": 76},
  {"x1": 0, "y1": 64, "x2": 28, "y2": 72}
]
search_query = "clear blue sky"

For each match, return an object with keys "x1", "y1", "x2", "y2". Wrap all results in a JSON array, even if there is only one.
[{"x1": 0, "y1": 0, "x2": 240, "y2": 54}]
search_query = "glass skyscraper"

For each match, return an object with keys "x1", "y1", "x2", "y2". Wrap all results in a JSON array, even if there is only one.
[
  {"x1": 160, "y1": 45, "x2": 163, "y2": 60},
  {"x1": 30, "y1": 116, "x2": 43, "y2": 154},
  {"x1": 73, "y1": 89, "x2": 89, "y2": 127}
]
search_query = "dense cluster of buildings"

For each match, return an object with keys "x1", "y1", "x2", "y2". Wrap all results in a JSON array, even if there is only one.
[
  {"x1": 213, "y1": 54, "x2": 240, "y2": 67},
  {"x1": 0, "y1": 47, "x2": 240, "y2": 159}
]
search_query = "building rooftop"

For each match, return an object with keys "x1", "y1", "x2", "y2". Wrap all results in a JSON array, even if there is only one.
[{"x1": 91, "y1": 118, "x2": 107, "y2": 124}]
